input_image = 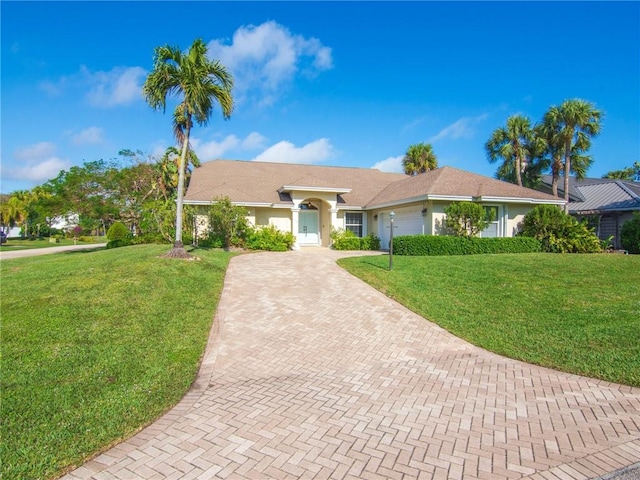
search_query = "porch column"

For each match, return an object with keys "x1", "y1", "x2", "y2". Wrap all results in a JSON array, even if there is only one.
[
  {"x1": 291, "y1": 208, "x2": 300, "y2": 250},
  {"x1": 329, "y1": 208, "x2": 338, "y2": 246}
]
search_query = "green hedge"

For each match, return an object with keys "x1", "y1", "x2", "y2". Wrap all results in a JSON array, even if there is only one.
[
  {"x1": 331, "y1": 230, "x2": 381, "y2": 251},
  {"x1": 393, "y1": 235, "x2": 542, "y2": 256}
]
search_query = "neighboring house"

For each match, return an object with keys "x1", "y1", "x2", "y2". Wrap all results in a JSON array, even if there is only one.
[
  {"x1": 184, "y1": 160, "x2": 565, "y2": 249},
  {"x1": 539, "y1": 176, "x2": 640, "y2": 249}
]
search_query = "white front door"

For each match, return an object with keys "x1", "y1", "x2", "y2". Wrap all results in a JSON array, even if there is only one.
[{"x1": 298, "y1": 211, "x2": 319, "y2": 245}]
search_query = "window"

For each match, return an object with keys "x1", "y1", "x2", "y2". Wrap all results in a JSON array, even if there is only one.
[{"x1": 345, "y1": 212, "x2": 363, "y2": 237}]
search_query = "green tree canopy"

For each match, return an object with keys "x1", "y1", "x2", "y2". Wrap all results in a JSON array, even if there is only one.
[
  {"x1": 402, "y1": 143, "x2": 438, "y2": 176},
  {"x1": 543, "y1": 99, "x2": 602, "y2": 211},
  {"x1": 603, "y1": 161, "x2": 640, "y2": 181},
  {"x1": 485, "y1": 114, "x2": 535, "y2": 187}
]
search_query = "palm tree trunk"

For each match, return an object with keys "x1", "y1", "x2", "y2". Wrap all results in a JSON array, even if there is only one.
[
  {"x1": 551, "y1": 157, "x2": 560, "y2": 197},
  {"x1": 563, "y1": 138, "x2": 571, "y2": 214},
  {"x1": 163, "y1": 120, "x2": 192, "y2": 259},
  {"x1": 515, "y1": 155, "x2": 523, "y2": 187}
]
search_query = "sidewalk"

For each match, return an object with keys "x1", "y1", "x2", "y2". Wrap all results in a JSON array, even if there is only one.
[
  {"x1": 63, "y1": 249, "x2": 640, "y2": 479},
  {"x1": 0, "y1": 243, "x2": 107, "y2": 260}
]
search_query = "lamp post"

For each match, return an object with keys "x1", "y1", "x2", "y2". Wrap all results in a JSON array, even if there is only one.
[{"x1": 389, "y1": 210, "x2": 395, "y2": 271}]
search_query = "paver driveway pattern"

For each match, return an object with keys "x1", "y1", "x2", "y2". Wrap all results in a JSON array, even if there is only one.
[{"x1": 64, "y1": 249, "x2": 640, "y2": 480}]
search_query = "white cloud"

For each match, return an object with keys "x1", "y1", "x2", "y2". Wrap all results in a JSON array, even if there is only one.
[
  {"x1": 84, "y1": 65, "x2": 147, "y2": 107},
  {"x1": 208, "y1": 21, "x2": 333, "y2": 104},
  {"x1": 4, "y1": 142, "x2": 71, "y2": 182},
  {"x1": 71, "y1": 126, "x2": 105, "y2": 146},
  {"x1": 371, "y1": 155, "x2": 404, "y2": 173},
  {"x1": 14, "y1": 142, "x2": 57, "y2": 160},
  {"x1": 39, "y1": 65, "x2": 147, "y2": 107},
  {"x1": 190, "y1": 132, "x2": 269, "y2": 160},
  {"x1": 252, "y1": 138, "x2": 334, "y2": 164},
  {"x1": 427, "y1": 113, "x2": 489, "y2": 143},
  {"x1": 241, "y1": 132, "x2": 268, "y2": 150}
]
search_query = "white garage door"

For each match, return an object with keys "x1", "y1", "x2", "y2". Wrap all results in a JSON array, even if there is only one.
[{"x1": 380, "y1": 210, "x2": 424, "y2": 249}]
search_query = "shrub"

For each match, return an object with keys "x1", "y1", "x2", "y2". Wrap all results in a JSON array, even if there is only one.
[
  {"x1": 444, "y1": 202, "x2": 491, "y2": 237},
  {"x1": 620, "y1": 212, "x2": 640, "y2": 254},
  {"x1": 208, "y1": 197, "x2": 250, "y2": 248},
  {"x1": 106, "y1": 239, "x2": 131, "y2": 249},
  {"x1": 197, "y1": 233, "x2": 225, "y2": 249},
  {"x1": 331, "y1": 229, "x2": 381, "y2": 251},
  {"x1": 130, "y1": 233, "x2": 168, "y2": 245},
  {"x1": 106, "y1": 222, "x2": 131, "y2": 242},
  {"x1": 393, "y1": 235, "x2": 541, "y2": 256},
  {"x1": 77, "y1": 236, "x2": 97, "y2": 243},
  {"x1": 519, "y1": 205, "x2": 602, "y2": 253},
  {"x1": 246, "y1": 225, "x2": 295, "y2": 251},
  {"x1": 360, "y1": 233, "x2": 381, "y2": 251}
]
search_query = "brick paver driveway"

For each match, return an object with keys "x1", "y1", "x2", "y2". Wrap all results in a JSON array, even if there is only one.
[{"x1": 64, "y1": 249, "x2": 640, "y2": 480}]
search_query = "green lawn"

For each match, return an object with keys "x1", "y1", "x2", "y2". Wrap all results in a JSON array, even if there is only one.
[
  {"x1": 1, "y1": 245, "x2": 235, "y2": 480},
  {"x1": 0, "y1": 237, "x2": 106, "y2": 250},
  {"x1": 338, "y1": 253, "x2": 640, "y2": 387}
]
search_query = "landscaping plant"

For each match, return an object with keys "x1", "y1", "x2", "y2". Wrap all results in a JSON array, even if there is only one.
[
  {"x1": 620, "y1": 212, "x2": 640, "y2": 254},
  {"x1": 444, "y1": 201, "x2": 491, "y2": 237},
  {"x1": 519, "y1": 204, "x2": 602, "y2": 253}
]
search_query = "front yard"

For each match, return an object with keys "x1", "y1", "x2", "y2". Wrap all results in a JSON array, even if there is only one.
[
  {"x1": 338, "y1": 252, "x2": 640, "y2": 387},
  {"x1": 1, "y1": 245, "x2": 235, "y2": 480}
]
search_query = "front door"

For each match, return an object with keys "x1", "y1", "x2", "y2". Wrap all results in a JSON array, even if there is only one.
[{"x1": 298, "y1": 211, "x2": 319, "y2": 245}]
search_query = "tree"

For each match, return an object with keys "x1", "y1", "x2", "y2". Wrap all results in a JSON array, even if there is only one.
[
  {"x1": 485, "y1": 115, "x2": 535, "y2": 187},
  {"x1": 542, "y1": 99, "x2": 602, "y2": 212},
  {"x1": 519, "y1": 204, "x2": 602, "y2": 253},
  {"x1": 444, "y1": 201, "x2": 491, "y2": 237},
  {"x1": 620, "y1": 212, "x2": 640, "y2": 254},
  {"x1": 143, "y1": 38, "x2": 234, "y2": 258},
  {"x1": 402, "y1": 143, "x2": 438, "y2": 176},
  {"x1": 603, "y1": 161, "x2": 640, "y2": 181}
]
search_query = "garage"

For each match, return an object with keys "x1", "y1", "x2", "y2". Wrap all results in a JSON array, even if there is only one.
[{"x1": 379, "y1": 209, "x2": 424, "y2": 249}]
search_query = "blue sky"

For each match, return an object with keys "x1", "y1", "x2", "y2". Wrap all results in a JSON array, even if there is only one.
[{"x1": 2, "y1": 1, "x2": 639, "y2": 194}]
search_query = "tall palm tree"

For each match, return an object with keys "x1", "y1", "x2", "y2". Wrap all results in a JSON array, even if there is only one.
[
  {"x1": 543, "y1": 99, "x2": 602, "y2": 212},
  {"x1": 143, "y1": 38, "x2": 233, "y2": 258},
  {"x1": 402, "y1": 143, "x2": 438, "y2": 176},
  {"x1": 485, "y1": 115, "x2": 534, "y2": 187}
]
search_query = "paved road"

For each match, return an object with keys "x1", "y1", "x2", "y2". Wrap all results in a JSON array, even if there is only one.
[
  {"x1": 0, "y1": 243, "x2": 107, "y2": 260},
  {"x1": 63, "y1": 249, "x2": 640, "y2": 479}
]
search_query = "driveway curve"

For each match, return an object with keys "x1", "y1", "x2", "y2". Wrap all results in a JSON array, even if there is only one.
[{"x1": 64, "y1": 249, "x2": 640, "y2": 480}]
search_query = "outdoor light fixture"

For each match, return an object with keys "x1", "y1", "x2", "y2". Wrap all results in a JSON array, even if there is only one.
[
  {"x1": 389, "y1": 210, "x2": 395, "y2": 271},
  {"x1": 421, "y1": 208, "x2": 427, "y2": 217}
]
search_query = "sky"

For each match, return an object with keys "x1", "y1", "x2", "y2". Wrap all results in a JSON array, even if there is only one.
[{"x1": 1, "y1": 1, "x2": 639, "y2": 194}]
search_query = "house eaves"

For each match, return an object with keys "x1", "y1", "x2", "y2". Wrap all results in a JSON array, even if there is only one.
[
  {"x1": 477, "y1": 196, "x2": 565, "y2": 205},
  {"x1": 278, "y1": 185, "x2": 352, "y2": 195}
]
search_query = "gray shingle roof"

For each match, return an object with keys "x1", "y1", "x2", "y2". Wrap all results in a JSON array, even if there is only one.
[{"x1": 185, "y1": 160, "x2": 563, "y2": 208}]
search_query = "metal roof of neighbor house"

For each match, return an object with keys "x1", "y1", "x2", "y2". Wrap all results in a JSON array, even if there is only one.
[
  {"x1": 540, "y1": 176, "x2": 640, "y2": 214},
  {"x1": 184, "y1": 160, "x2": 563, "y2": 208}
]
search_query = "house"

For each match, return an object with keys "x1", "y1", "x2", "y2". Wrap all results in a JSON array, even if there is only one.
[
  {"x1": 539, "y1": 176, "x2": 640, "y2": 249},
  {"x1": 184, "y1": 160, "x2": 565, "y2": 249}
]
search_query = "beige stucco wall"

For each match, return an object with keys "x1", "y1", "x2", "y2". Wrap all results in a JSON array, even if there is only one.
[{"x1": 505, "y1": 204, "x2": 529, "y2": 237}]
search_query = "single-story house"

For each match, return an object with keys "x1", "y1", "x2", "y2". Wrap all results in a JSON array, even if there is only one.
[
  {"x1": 538, "y1": 176, "x2": 640, "y2": 249},
  {"x1": 184, "y1": 160, "x2": 565, "y2": 249}
]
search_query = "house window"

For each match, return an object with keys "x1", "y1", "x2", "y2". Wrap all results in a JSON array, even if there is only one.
[
  {"x1": 482, "y1": 206, "x2": 500, "y2": 238},
  {"x1": 345, "y1": 212, "x2": 363, "y2": 237}
]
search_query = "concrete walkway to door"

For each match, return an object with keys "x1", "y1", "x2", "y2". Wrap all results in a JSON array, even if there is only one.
[{"x1": 64, "y1": 249, "x2": 640, "y2": 480}]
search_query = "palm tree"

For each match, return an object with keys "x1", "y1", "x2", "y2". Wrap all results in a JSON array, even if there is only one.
[
  {"x1": 143, "y1": 38, "x2": 233, "y2": 258},
  {"x1": 543, "y1": 99, "x2": 602, "y2": 212},
  {"x1": 485, "y1": 115, "x2": 534, "y2": 187},
  {"x1": 402, "y1": 143, "x2": 438, "y2": 176}
]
